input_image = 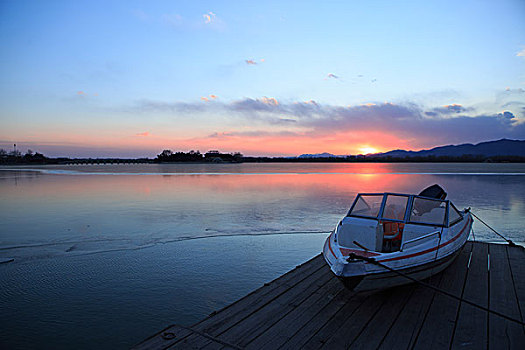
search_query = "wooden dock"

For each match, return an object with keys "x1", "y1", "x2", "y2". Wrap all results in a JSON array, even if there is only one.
[{"x1": 134, "y1": 241, "x2": 524, "y2": 349}]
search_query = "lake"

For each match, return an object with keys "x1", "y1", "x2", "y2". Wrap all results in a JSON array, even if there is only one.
[{"x1": 1, "y1": 163, "x2": 524, "y2": 349}]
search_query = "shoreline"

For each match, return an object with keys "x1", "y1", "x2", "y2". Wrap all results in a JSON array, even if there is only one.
[{"x1": 1, "y1": 159, "x2": 525, "y2": 167}]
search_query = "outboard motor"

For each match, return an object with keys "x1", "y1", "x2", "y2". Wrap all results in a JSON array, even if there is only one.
[{"x1": 419, "y1": 184, "x2": 447, "y2": 200}]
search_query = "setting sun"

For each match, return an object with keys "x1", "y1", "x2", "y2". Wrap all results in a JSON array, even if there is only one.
[{"x1": 359, "y1": 146, "x2": 379, "y2": 155}]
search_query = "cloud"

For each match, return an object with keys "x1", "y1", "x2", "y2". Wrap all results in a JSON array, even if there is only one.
[
  {"x1": 245, "y1": 58, "x2": 265, "y2": 65},
  {"x1": 278, "y1": 118, "x2": 297, "y2": 123},
  {"x1": 261, "y1": 97, "x2": 278, "y2": 106},
  {"x1": 301, "y1": 104, "x2": 524, "y2": 146},
  {"x1": 203, "y1": 12, "x2": 216, "y2": 24},
  {"x1": 425, "y1": 103, "x2": 470, "y2": 117},
  {"x1": 139, "y1": 11, "x2": 222, "y2": 30},
  {"x1": 497, "y1": 88, "x2": 525, "y2": 115},
  {"x1": 326, "y1": 73, "x2": 339, "y2": 79},
  {"x1": 504, "y1": 87, "x2": 525, "y2": 93},
  {"x1": 231, "y1": 97, "x2": 281, "y2": 112},
  {"x1": 135, "y1": 132, "x2": 150, "y2": 137},
  {"x1": 502, "y1": 101, "x2": 525, "y2": 108},
  {"x1": 444, "y1": 104, "x2": 467, "y2": 112},
  {"x1": 129, "y1": 97, "x2": 525, "y2": 148},
  {"x1": 207, "y1": 130, "x2": 300, "y2": 139},
  {"x1": 303, "y1": 100, "x2": 318, "y2": 106},
  {"x1": 134, "y1": 99, "x2": 208, "y2": 113},
  {"x1": 517, "y1": 48, "x2": 525, "y2": 57},
  {"x1": 74, "y1": 91, "x2": 99, "y2": 99},
  {"x1": 201, "y1": 95, "x2": 218, "y2": 101}
]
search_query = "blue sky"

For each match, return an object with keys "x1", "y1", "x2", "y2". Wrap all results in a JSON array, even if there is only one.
[{"x1": 1, "y1": 0, "x2": 524, "y2": 157}]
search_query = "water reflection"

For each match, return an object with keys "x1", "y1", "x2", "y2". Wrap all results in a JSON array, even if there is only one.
[
  {"x1": 2, "y1": 162, "x2": 525, "y2": 175},
  {"x1": 0, "y1": 164, "x2": 524, "y2": 349},
  {"x1": 1, "y1": 167, "x2": 524, "y2": 261}
]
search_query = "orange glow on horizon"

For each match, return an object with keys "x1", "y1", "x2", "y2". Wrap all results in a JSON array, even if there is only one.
[
  {"x1": 359, "y1": 146, "x2": 379, "y2": 155},
  {"x1": 12, "y1": 128, "x2": 412, "y2": 158},
  {"x1": 178, "y1": 130, "x2": 408, "y2": 157}
]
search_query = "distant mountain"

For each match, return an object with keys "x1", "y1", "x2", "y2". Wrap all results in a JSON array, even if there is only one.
[
  {"x1": 374, "y1": 139, "x2": 525, "y2": 158},
  {"x1": 298, "y1": 152, "x2": 343, "y2": 158},
  {"x1": 296, "y1": 139, "x2": 525, "y2": 159}
]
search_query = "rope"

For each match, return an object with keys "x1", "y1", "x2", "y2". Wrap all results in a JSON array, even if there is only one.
[
  {"x1": 347, "y1": 253, "x2": 525, "y2": 326},
  {"x1": 468, "y1": 209, "x2": 516, "y2": 246}
]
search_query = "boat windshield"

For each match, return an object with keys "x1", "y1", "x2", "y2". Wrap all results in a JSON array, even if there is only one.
[
  {"x1": 348, "y1": 194, "x2": 383, "y2": 218},
  {"x1": 449, "y1": 203, "x2": 463, "y2": 225},
  {"x1": 348, "y1": 193, "x2": 455, "y2": 227},
  {"x1": 409, "y1": 197, "x2": 447, "y2": 226},
  {"x1": 382, "y1": 194, "x2": 409, "y2": 221}
]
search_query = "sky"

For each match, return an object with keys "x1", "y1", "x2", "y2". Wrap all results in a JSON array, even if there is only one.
[{"x1": 0, "y1": 0, "x2": 524, "y2": 157}]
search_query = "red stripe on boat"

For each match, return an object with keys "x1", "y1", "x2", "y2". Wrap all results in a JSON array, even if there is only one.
[
  {"x1": 327, "y1": 234, "x2": 338, "y2": 259},
  {"x1": 339, "y1": 248, "x2": 380, "y2": 257}
]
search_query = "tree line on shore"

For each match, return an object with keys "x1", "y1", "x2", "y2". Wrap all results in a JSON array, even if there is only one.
[
  {"x1": 0, "y1": 148, "x2": 245, "y2": 164},
  {"x1": 155, "y1": 150, "x2": 243, "y2": 163},
  {"x1": 0, "y1": 149, "x2": 50, "y2": 164},
  {"x1": 1, "y1": 148, "x2": 524, "y2": 165}
]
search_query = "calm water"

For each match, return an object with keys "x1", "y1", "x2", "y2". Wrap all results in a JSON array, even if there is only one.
[{"x1": 1, "y1": 163, "x2": 524, "y2": 349}]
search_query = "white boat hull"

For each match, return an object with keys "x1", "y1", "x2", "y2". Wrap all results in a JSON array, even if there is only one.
[{"x1": 323, "y1": 214, "x2": 472, "y2": 292}]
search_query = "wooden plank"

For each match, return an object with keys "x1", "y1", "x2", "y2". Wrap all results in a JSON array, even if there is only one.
[
  {"x1": 377, "y1": 272, "x2": 444, "y2": 350},
  {"x1": 132, "y1": 325, "x2": 194, "y2": 350},
  {"x1": 450, "y1": 241, "x2": 489, "y2": 349},
  {"x1": 244, "y1": 276, "x2": 346, "y2": 349},
  {"x1": 217, "y1": 265, "x2": 335, "y2": 347},
  {"x1": 195, "y1": 254, "x2": 325, "y2": 334},
  {"x1": 299, "y1": 292, "x2": 371, "y2": 350},
  {"x1": 349, "y1": 283, "x2": 416, "y2": 349},
  {"x1": 138, "y1": 242, "x2": 524, "y2": 350},
  {"x1": 161, "y1": 327, "x2": 228, "y2": 350},
  {"x1": 317, "y1": 291, "x2": 388, "y2": 349},
  {"x1": 507, "y1": 244, "x2": 525, "y2": 331},
  {"x1": 133, "y1": 324, "x2": 238, "y2": 350},
  {"x1": 278, "y1": 284, "x2": 355, "y2": 350},
  {"x1": 176, "y1": 263, "x2": 333, "y2": 349},
  {"x1": 488, "y1": 244, "x2": 525, "y2": 349},
  {"x1": 411, "y1": 242, "x2": 472, "y2": 349},
  {"x1": 136, "y1": 254, "x2": 324, "y2": 350}
]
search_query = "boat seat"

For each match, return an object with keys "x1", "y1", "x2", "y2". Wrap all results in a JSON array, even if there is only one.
[
  {"x1": 383, "y1": 204, "x2": 405, "y2": 221},
  {"x1": 381, "y1": 221, "x2": 404, "y2": 252},
  {"x1": 337, "y1": 219, "x2": 378, "y2": 251}
]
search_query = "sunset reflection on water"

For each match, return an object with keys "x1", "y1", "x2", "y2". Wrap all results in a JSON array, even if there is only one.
[
  {"x1": 0, "y1": 164, "x2": 524, "y2": 349},
  {"x1": 1, "y1": 164, "x2": 524, "y2": 251}
]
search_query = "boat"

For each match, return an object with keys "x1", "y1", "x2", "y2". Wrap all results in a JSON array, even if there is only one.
[{"x1": 322, "y1": 184, "x2": 473, "y2": 291}]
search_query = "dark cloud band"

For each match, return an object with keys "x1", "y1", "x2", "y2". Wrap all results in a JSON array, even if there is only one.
[{"x1": 131, "y1": 98, "x2": 525, "y2": 146}]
